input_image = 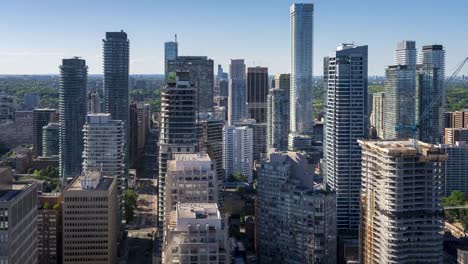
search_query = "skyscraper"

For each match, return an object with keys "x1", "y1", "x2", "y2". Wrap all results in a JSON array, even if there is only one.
[
  {"x1": 370, "y1": 92, "x2": 385, "y2": 138},
  {"x1": 247, "y1": 66, "x2": 269, "y2": 123},
  {"x1": 441, "y1": 141, "x2": 468, "y2": 196},
  {"x1": 38, "y1": 192, "x2": 62, "y2": 264},
  {"x1": 394, "y1": 40, "x2": 417, "y2": 66},
  {"x1": 42, "y1": 122, "x2": 60, "y2": 157},
  {"x1": 383, "y1": 65, "x2": 416, "y2": 139},
  {"x1": 82, "y1": 113, "x2": 125, "y2": 179},
  {"x1": 59, "y1": 58, "x2": 88, "y2": 179},
  {"x1": 158, "y1": 71, "x2": 197, "y2": 226},
  {"x1": 164, "y1": 36, "x2": 178, "y2": 76},
  {"x1": 33, "y1": 108, "x2": 58, "y2": 156},
  {"x1": 289, "y1": 3, "x2": 314, "y2": 149},
  {"x1": 359, "y1": 139, "x2": 446, "y2": 263},
  {"x1": 129, "y1": 101, "x2": 150, "y2": 167},
  {"x1": 324, "y1": 44, "x2": 368, "y2": 231},
  {"x1": 103, "y1": 31, "x2": 129, "y2": 166},
  {"x1": 267, "y1": 88, "x2": 288, "y2": 150},
  {"x1": 228, "y1": 59, "x2": 247, "y2": 125},
  {"x1": 167, "y1": 56, "x2": 214, "y2": 113},
  {"x1": 223, "y1": 125, "x2": 253, "y2": 183}
]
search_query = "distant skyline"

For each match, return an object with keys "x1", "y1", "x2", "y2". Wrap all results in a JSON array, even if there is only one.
[{"x1": 0, "y1": 0, "x2": 467, "y2": 76}]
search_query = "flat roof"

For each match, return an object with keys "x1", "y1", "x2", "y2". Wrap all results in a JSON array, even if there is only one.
[
  {"x1": 177, "y1": 203, "x2": 220, "y2": 220},
  {"x1": 0, "y1": 183, "x2": 33, "y2": 202},
  {"x1": 67, "y1": 175, "x2": 114, "y2": 191}
]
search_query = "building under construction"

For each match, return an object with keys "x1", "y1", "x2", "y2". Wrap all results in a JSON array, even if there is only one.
[{"x1": 358, "y1": 139, "x2": 447, "y2": 264}]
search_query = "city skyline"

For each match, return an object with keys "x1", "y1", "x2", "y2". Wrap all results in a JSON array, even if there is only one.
[{"x1": 1, "y1": 0, "x2": 467, "y2": 76}]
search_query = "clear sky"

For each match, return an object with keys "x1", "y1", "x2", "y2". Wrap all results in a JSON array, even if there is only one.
[{"x1": 0, "y1": 0, "x2": 467, "y2": 76}]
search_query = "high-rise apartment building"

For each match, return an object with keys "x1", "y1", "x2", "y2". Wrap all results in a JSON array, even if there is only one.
[
  {"x1": 59, "y1": 58, "x2": 88, "y2": 179},
  {"x1": 441, "y1": 141, "x2": 468, "y2": 196},
  {"x1": 158, "y1": 72, "x2": 197, "y2": 226},
  {"x1": 164, "y1": 36, "x2": 178, "y2": 76},
  {"x1": 247, "y1": 67, "x2": 268, "y2": 123},
  {"x1": 82, "y1": 113, "x2": 125, "y2": 179},
  {"x1": 383, "y1": 65, "x2": 416, "y2": 139},
  {"x1": 0, "y1": 167, "x2": 38, "y2": 264},
  {"x1": 257, "y1": 151, "x2": 336, "y2": 264},
  {"x1": 0, "y1": 92, "x2": 16, "y2": 123},
  {"x1": 445, "y1": 128, "x2": 468, "y2": 145},
  {"x1": 167, "y1": 56, "x2": 214, "y2": 113},
  {"x1": 371, "y1": 92, "x2": 385, "y2": 138},
  {"x1": 274, "y1": 73, "x2": 290, "y2": 134},
  {"x1": 87, "y1": 91, "x2": 102, "y2": 114},
  {"x1": 42, "y1": 122, "x2": 60, "y2": 157},
  {"x1": 324, "y1": 44, "x2": 368, "y2": 231},
  {"x1": 234, "y1": 118, "x2": 267, "y2": 162},
  {"x1": 394, "y1": 40, "x2": 417, "y2": 66},
  {"x1": 223, "y1": 125, "x2": 253, "y2": 183},
  {"x1": 23, "y1": 93, "x2": 40, "y2": 110},
  {"x1": 359, "y1": 140, "x2": 446, "y2": 263},
  {"x1": 267, "y1": 88, "x2": 289, "y2": 150},
  {"x1": 164, "y1": 153, "x2": 219, "y2": 215},
  {"x1": 38, "y1": 192, "x2": 63, "y2": 264},
  {"x1": 129, "y1": 101, "x2": 150, "y2": 167},
  {"x1": 62, "y1": 170, "x2": 118, "y2": 264},
  {"x1": 416, "y1": 64, "x2": 442, "y2": 143},
  {"x1": 289, "y1": 3, "x2": 314, "y2": 149},
  {"x1": 33, "y1": 108, "x2": 58, "y2": 156},
  {"x1": 216, "y1": 64, "x2": 229, "y2": 97},
  {"x1": 445, "y1": 110, "x2": 468, "y2": 128},
  {"x1": 162, "y1": 203, "x2": 229, "y2": 264},
  {"x1": 228, "y1": 59, "x2": 247, "y2": 125}
]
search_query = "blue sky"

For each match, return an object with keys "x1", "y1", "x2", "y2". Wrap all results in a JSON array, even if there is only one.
[{"x1": 0, "y1": 0, "x2": 466, "y2": 76}]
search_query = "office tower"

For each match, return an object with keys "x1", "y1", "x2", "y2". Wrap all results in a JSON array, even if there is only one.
[
  {"x1": 416, "y1": 65, "x2": 442, "y2": 143},
  {"x1": 233, "y1": 118, "x2": 266, "y2": 162},
  {"x1": 441, "y1": 141, "x2": 468, "y2": 196},
  {"x1": 23, "y1": 93, "x2": 40, "y2": 110},
  {"x1": 82, "y1": 113, "x2": 125, "y2": 179},
  {"x1": 216, "y1": 64, "x2": 229, "y2": 97},
  {"x1": 33, "y1": 108, "x2": 58, "y2": 156},
  {"x1": 0, "y1": 167, "x2": 38, "y2": 264},
  {"x1": 59, "y1": 58, "x2": 88, "y2": 179},
  {"x1": 87, "y1": 91, "x2": 102, "y2": 113},
  {"x1": 267, "y1": 88, "x2": 288, "y2": 150},
  {"x1": 247, "y1": 67, "x2": 268, "y2": 123},
  {"x1": 257, "y1": 151, "x2": 336, "y2": 264},
  {"x1": 164, "y1": 35, "x2": 178, "y2": 76},
  {"x1": 167, "y1": 56, "x2": 214, "y2": 113},
  {"x1": 394, "y1": 40, "x2": 417, "y2": 66},
  {"x1": 42, "y1": 122, "x2": 60, "y2": 157},
  {"x1": 223, "y1": 125, "x2": 253, "y2": 183},
  {"x1": 38, "y1": 192, "x2": 63, "y2": 264},
  {"x1": 162, "y1": 203, "x2": 229, "y2": 264},
  {"x1": 0, "y1": 92, "x2": 16, "y2": 123},
  {"x1": 158, "y1": 72, "x2": 197, "y2": 226},
  {"x1": 14, "y1": 110, "x2": 34, "y2": 144},
  {"x1": 62, "y1": 170, "x2": 118, "y2": 264},
  {"x1": 228, "y1": 59, "x2": 247, "y2": 125},
  {"x1": 445, "y1": 128, "x2": 468, "y2": 145},
  {"x1": 274, "y1": 74, "x2": 290, "y2": 132},
  {"x1": 164, "y1": 153, "x2": 219, "y2": 214},
  {"x1": 324, "y1": 44, "x2": 368, "y2": 231},
  {"x1": 129, "y1": 101, "x2": 150, "y2": 167},
  {"x1": 289, "y1": 3, "x2": 314, "y2": 149},
  {"x1": 383, "y1": 65, "x2": 416, "y2": 139},
  {"x1": 371, "y1": 92, "x2": 385, "y2": 138},
  {"x1": 359, "y1": 140, "x2": 446, "y2": 263}
]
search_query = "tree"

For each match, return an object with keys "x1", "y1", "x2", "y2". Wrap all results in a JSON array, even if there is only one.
[
  {"x1": 443, "y1": 190, "x2": 468, "y2": 230},
  {"x1": 124, "y1": 189, "x2": 139, "y2": 223}
]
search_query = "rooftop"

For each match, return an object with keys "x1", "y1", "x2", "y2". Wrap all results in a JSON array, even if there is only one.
[
  {"x1": 358, "y1": 139, "x2": 448, "y2": 160},
  {"x1": 0, "y1": 183, "x2": 33, "y2": 202},
  {"x1": 177, "y1": 203, "x2": 220, "y2": 220},
  {"x1": 66, "y1": 171, "x2": 114, "y2": 192}
]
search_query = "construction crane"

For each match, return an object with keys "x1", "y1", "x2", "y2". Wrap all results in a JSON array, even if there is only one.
[{"x1": 394, "y1": 57, "x2": 468, "y2": 142}]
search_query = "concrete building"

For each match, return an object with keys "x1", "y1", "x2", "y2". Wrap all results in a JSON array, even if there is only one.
[
  {"x1": 0, "y1": 167, "x2": 38, "y2": 264},
  {"x1": 216, "y1": 64, "x2": 229, "y2": 97},
  {"x1": 59, "y1": 58, "x2": 88, "y2": 180},
  {"x1": 164, "y1": 153, "x2": 219, "y2": 216},
  {"x1": 445, "y1": 128, "x2": 468, "y2": 145},
  {"x1": 371, "y1": 92, "x2": 385, "y2": 138},
  {"x1": 324, "y1": 44, "x2": 368, "y2": 231},
  {"x1": 87, "y1": 91, "x2": 102, "y2": 114},
  {"x1": 394, "y1": 40, "x2": 417, "y2": 66},
  {"x1": 15, "y1": 110, "x2": 34, "y2": 145},
  {"x1": 167, "y1": 56, "x2": 214, "y2": 113},
  {"x1": 228, "y1": 59, "x2": 247, "y2": 125},
  {"x1": 164, "y1": 36, "x2": 178, "y2": 76},
  {"x1": 38, "y1": 192, "x2": 63, "y2": 264},
  {"x1": 441, "y1": 141, "x2": 468, "y2": 196},
  {"x1": 359, "y1": 140, "x2": 447, "y2": 264},
  {"x1": 274, "y1": 74, "x2": 290, "y2": 135},
  {"x1": 257, "y1": 151, "x2": 336, "y2": 264},
  {"x1": 33, "y1": 108, "x2": 58, "y2": 156},
  {"x1": 289, "y1": 3, "x2": 314, "y2": 149},
  {"x1": 82, "y1": 113, "x2": 125, "y2": 181},
  {"x1": 223, "y1": 125, "x2": 253, "y2": 183},
  {"x1": 23, "y1": 93, "x2": 40, "y2": 110},
  {"x1": 267, "y1": 88, "x2": 289, "y2": 150},
  {"x1": 129, "y1": 101, "x2": 150, "y2": 168},
  {"x1": 42, "y1": 122, "x2": 60, "y2": 157},
  {"x1": 247, "y1": 67, "x2": 268, "y2": 124},
  {"x1": 0, "y1": 92, "x2": 16, "y2": 123},
  {"x1": 158, "y1": 71, "x2": 198, "y2": 226},
  {"x1": 62, "y1": 170, "x2": 118, "y2": 264},
  {"x1": 445, "y1": 110, "x2": 468, "y2": 129},
  {"x1": 234, "y1": 118, "x2": 267, "y2": 162},
  {"x1": 383, "y1": 65, "x2": 416, "y2": 140},
  {"x1": 163, "y1": 203, "x2": 229, "y2": 264}
]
